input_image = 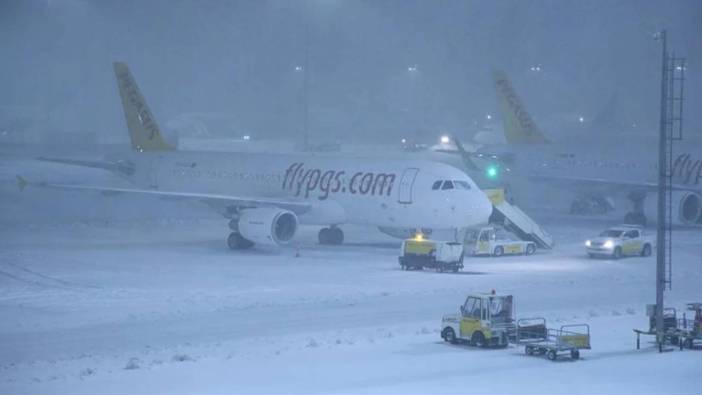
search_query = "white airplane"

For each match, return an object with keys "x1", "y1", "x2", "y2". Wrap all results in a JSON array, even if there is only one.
[
  {"x1": 446, "y1": 70, "x2": 702, "y2": 226},
  {"x1": 21, "y1": 62, "x2": 492, "y2": 249}
]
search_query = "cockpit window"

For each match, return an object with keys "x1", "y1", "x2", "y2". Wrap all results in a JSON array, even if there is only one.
[
  {"x1": 434, "y1": 180, "x2": 470, "y2": 191},
  {"x1": 454, "y1": 180, "x2": 471, "y2": 190}
]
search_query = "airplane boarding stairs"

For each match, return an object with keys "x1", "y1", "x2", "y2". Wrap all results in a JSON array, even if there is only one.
[{"x1": 483, "y1": 189, "x2": 554, "y2": 249}]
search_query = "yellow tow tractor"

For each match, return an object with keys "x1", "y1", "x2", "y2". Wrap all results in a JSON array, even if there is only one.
[
  {"x1": 441, "y1": 292, "x2": 592, "y2": 360},
  {"x1": 441, "y1": 291, "x2": 515, "y2": 347}
]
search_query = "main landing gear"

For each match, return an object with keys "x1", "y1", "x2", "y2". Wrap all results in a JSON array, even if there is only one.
[
  {"x1": 569, "y1": 195, "x2": 614, "y2": 215},
  {"x1": 318, "y1": 226, "x2": 344, "y2": 245},
  {"x1": 227, "y1": 232, "x2": 254, "y2": 250},
  {"x1": 624, "y1": 211, "x2": 647, "y2": 226},
  {"x1": 624, "y1": 191, "x2": 647, "y2": 226},
  {"x1": 227, "y1": 218, "x2": 254, "y2": 250}
]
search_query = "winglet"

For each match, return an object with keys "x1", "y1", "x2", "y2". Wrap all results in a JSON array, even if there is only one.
[
  {"x1": 113, "y1": 62, "x2": 175, "y2": 152},
  {"x1": 16, "y1": 175, "x2": 27, "y2": 192},
  {"x1": 493, "y1": 70, "x2": 549, "y2": 144}
]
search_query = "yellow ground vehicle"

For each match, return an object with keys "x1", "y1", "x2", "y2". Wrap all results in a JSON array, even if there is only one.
[
  {"x1": 585, "y1": 225, "x2": 653, "y2": 259},
  {"x1": 464, "y1": 227, "x2": 536, "y2": 257},
  {"x1": 678, "y1": 303, "x2": 702, "y2": 349},
  {"x1": 399, "y1": 238, "x2": 464, "y2": 272},
  {"x1": 634, "y1": 303, "x2": 702, "y2": 350},
  {"x1": 441, "y1": 292, "x2": 515, "y2": 347}
]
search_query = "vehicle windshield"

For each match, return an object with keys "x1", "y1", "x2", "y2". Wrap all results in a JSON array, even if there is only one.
[
  {"x1": 495, "y1": 228, "x2": 516, "y2": 241},
  {"x1": 464, "y1": 229, "x2": 479, "y2": 243},
  {"x1": 599, "y1": 230, "x2": 623, "y2": 237},
  {"x1": 489, "y1": 296, "x2": 513, "y2": 322}
]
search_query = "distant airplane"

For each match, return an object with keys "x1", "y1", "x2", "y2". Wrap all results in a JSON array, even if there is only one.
[
  {"x1": 20, "y1": 62, "x2": 492, "y2": 249},
  {"x1": 448, "y1": 70, "x2": 702, "y2": 226}
]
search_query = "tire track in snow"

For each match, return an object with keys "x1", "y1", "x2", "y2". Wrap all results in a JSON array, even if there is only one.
[
  {"x1": 4, "y1": 260, "x2": 102, "y2": 290},
  {"x1": 0, "y1": 268, "x2": 45, "y2": 287},
  {"x1": 0, "y1": 257, "x2": 101, "y2": 291}
]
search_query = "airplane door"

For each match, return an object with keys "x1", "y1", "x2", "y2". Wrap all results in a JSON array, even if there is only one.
[{"x1": 398, "y1": 168, "x2": 419, "y2": 204}]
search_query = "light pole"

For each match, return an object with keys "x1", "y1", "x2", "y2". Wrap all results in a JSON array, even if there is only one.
[
  {"x1": 302, "y1": 9, "x2": 309, "y2": 152},
  {"x1": 293, "y1": 2, "x2": 311, "y2": 152},
  {"x1": 406, "y1": 64, "x2": 419, "y2": 137},
  {"x1": 654, "y1": 29, "x2": 668, "y2": 352}
]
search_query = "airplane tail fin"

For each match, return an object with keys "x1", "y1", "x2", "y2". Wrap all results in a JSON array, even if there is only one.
[
  {"x1": 113, "y1": 62, "x2": 175, "y2": 151},
  {"x1": 493, "y1": 70, "x2": 549, "y2": 144}
]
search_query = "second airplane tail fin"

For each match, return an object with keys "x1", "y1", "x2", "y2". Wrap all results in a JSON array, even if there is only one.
[
  {"x1": 113, "y1": 62, "x2": 175, "y2": 152},
  {"x1": 493, "y1": 70, "x2": 549, "y2": 144}
]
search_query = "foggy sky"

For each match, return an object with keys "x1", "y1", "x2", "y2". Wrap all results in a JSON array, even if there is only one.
[{"x1": 1, "y1": 0, "x2": 701, "y2": 145}]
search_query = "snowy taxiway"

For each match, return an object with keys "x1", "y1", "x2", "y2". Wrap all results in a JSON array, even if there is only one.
[{"x1": 0, "y1": 197, "x2": 699, "y2": 394}]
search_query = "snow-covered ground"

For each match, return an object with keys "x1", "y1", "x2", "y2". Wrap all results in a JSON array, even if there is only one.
[
  {"x1": 0, "y1": 210, "x2": 700, "y2": 394},
  {"x1": 0, "y1": 156, "x2": 700, "y2": 394}
]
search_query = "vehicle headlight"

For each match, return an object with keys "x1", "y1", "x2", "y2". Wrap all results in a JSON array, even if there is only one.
[
  {"x1": 585, "y1": 240, "x2": 591, "y2": 247},
  {"x1": 603, "y1": 240, "x2": 614, "y2": 249}
]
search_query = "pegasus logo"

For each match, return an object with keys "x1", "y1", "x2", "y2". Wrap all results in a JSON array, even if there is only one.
[
  {"x1": 496, "y1": 78, "x2": 535, "y2": 135},
  {"x1": 282, "y1": 163, "x2": 396, "y2": 200},
  {"x1": 672, "y1": 153, "x2": 702, "y2": 186},
  {"x1": 116, "y1": 71, "x2": 160, "y2": 141}
]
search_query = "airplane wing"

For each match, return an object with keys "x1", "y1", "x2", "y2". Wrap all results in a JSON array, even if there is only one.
[
  {"x1": 525, "y1": 173, "x2": 698, "y2": 194},
  {"x1": 36, "y1": 157, "x2": 135, "y2": 175},
  {"x1": 16, "y1": 176, "x2": 311, "y2": 215},
  {"x1": 441, "y1": 143, "x2": 697, "y2": 193},
  {"x1": 432, "y1": 136, "x2": 480, "y2": 171}
]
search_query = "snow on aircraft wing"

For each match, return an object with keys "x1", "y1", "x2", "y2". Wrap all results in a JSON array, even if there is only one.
[
  {"x1": 443, "y1": 146, "x2": 698, "y2": 195},
  {"x1": 36, "y1": 157, "x2": 136, "y2": 176},
  {"x1": 16, "y1": 176, "x2": 311, "y2": 215},
  {"x1": 526, "y1": 173, "x2": 698, "y2": 194}
]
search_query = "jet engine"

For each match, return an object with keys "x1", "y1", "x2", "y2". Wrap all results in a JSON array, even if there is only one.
[
  {"x1": 672, "y1": 191, "x2": 702, "y2": 225},
  {"x1": 644, "y1": 191, "x2": 702, "y2": 225},
  {"x1": 238, "y1": 208, "x2": 298, "y2": 245}
]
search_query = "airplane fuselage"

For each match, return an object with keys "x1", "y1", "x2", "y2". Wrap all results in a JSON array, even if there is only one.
[
  {"x1": 119, "y1": 150, "x2": 492, "y2": 230},
  {"x1": 481, "y1": 140, "x2": 702, "y2": 192}
]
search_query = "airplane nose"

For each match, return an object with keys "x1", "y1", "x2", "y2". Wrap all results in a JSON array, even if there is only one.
[
  {"x1": 477, "y1": 191, "x2": 493, "y2": 223},
  {"x1": 465, "y1": 190, "x2": 492, "y2": 226}
]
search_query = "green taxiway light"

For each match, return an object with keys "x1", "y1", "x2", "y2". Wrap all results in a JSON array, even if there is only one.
[{"x1": 486, "y1": 165, "x2": 499, "y2": 180}]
